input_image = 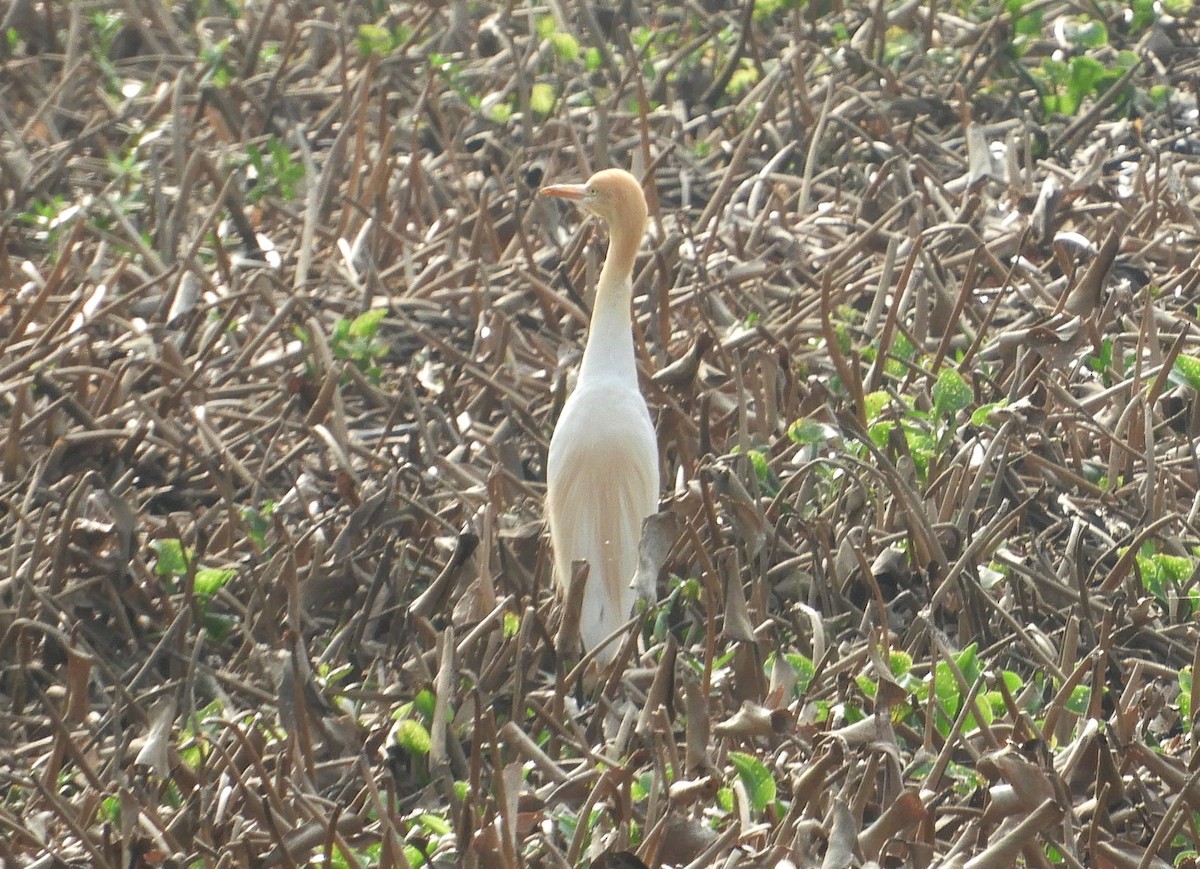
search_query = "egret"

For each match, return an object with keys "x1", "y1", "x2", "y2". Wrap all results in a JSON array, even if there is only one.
[{"x1": 540, "y1": 168, "x2": 660, "y2": 662}]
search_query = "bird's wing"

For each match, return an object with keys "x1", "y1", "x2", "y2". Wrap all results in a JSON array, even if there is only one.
[{"x1": 547, "y1": 387, "x2": 658, "y2": 657}]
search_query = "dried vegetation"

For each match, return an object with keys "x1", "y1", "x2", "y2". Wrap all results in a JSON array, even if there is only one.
[{"x1": 3, "y1": 0, "x2": 1200, "y2": 866}]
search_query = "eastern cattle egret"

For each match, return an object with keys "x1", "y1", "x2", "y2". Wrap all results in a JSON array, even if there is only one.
[{"x1": 540, "y1": 168, "x2": 659, "y2": 662}]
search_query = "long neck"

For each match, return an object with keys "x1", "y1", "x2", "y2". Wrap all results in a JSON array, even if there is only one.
[{"x1": 579, "y1": 215, "x2": 644, "y2": 385}]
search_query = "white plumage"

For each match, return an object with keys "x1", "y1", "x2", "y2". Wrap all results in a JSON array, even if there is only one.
[{"x1": 540, "y1": 169, "x2": 660, "y2": 662}]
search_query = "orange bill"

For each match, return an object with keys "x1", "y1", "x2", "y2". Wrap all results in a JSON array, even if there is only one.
[{"x1": 539, "y1": 183, "x2": 587, "y2": 200}]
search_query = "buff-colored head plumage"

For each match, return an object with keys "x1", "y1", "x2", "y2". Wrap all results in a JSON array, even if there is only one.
[{"x1": 540, "y1": 168, "x2": 647, "y2": 235}]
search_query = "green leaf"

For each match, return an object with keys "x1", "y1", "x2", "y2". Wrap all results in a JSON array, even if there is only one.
[
  {"x1": 549, "y1": 31, "x2": 579, "y2": 62},
  {"x1": 716, "y1": 786, "x2": 734, "y2": 812},
  {"x1": 268, "y1": 139, "x2": 303, "y2": 198},
  {"x1": 394, "y1": 719, "x2": 432, "y2": 756},
  {"x1": 966, "y1": 695, "x2": 994, "y2": 730},
  {"x1": 1129, "y1": 0, "x2": 1157, "y2": 30},
  {"x1": 933, "y1": 369, "x2": 972, "y2": 417},
  {"x1": 728, "y1": 751, "x2": 776, "y2": 812},
  {"x1": 535, "y1": 15, "x2": 557, "y2": 39},
  {"x1": 979, "y1": 564, "x2": 1006, "y2": 589},
  {"x1": 944, "y1": 760, "x2": 986, "y2": 792},
  {"x1": 1157, "y1": 554, "x2": 1194, "y2": 584},
  {"x1": 933, "y1": 660, "x2": 960, "y2": 720},
  {"x1": 195, "y1": 567, "x2": 236, "y2": 598},
  {"x1": 1005, "y1": 0, "x2": 1043, "y2": 35},
  {"x1": 1066, "y1": 17, "x2": 1108, "y2": 47},
  {"x1": 889, "y1": 650, "x2": 914, "y2": 678},
  {"x1": 1014, "y1": 10, "x2": 1042, "y2": 35},
  {"x1": 1088, "y1": 338, "x2": 1114, "y2": 376},
  {"x1": 630, "y1": 26, "x2": 655, "y2": 51},
  {"x1": 1136, "y1": 554, "x2": 1165, "y2": 599},
  {"x1": 970, "y1": 400, "x2": 1008, "y2": 426},
  {"x1": 350, "y1": 308, "x2": 387, "y2": 339},
  {"x1": 1066, "y1": 56, "x2": 1105, "y2": 107},
  {"x1": 983, "y1": 689, "x2": 1007, "y2": 718},
  {"x1": 907, "y1": 427, "x2": 935, "y2": 476},
  {"x1": 329, "y1": 844, "x2": 374, "y2": 869},
  {"x1": 201, "y1": 612, "x2": 236, "y2": 642},
  {"x1": 240, "y1": 502, "x2": 274, "y2": 549},
  {"x1": 1162, "y1": 0, "x2": 1191, "y2": 15},
  {"x1": 356, "y1": 23, "x2": 392, "y2": 56},
  {"x1": 1000, "y1": 670, "x2": 1023, "y2": 694},
  {"x1": 101, "y1": 794, "x2": 121, "y2": 823},
  {"x1": 152, "y1": 539, "x2": 192, "y2": 577},
  {"x1": 1172, "y1": 354, "x2": 1200, "y2": 391},
  {"x1": 857, "y1": 674, "x2": 878, "y2": 698},
  {"x1": 883, "y1": 26, "x2": 918, "y2": 65},
  {"x1": 1112, "y1": 49, "x2": 1139, "y2": 72},
  {"x1": 753, "y1": 0, "x2": 784, "y2": 19},
  {"x1": 869, "y1": 420, "x2": 895, "y2": 449},
  {"x1": 745, "y1": 448, "x2": 770, "y2": 481},
  {"x1": 1147, "y1": 84, "x2": 1171, "y2": 110},
  {"x1": 1178, "y1": 667, "x2": 1192, "y2": 720},
  {"x1": 955, "y1": 643, "x2": 982, "y2": 686},
  {"x1": 1066, "y1": 684, "x2": 1091, "y2": 715},
  {"x1": 787, "y1": 418, "x2": 837, "y2": 446},
  {"x1": 863, "y1": 390, "x2": 891, "y2": 421},
  {"x1": 414, "y1": 687, "x2": 437, "y2": 722},
  {"x1": 176, "y1": 734, "x2": 205, "y2": 768},
  {"x1": 530, "y1": 82, "x2": 555, "y2": 117},
  {"x1": 1041, "y1": 58, "x2": 1069, "y2": 87},
  {"x1": 726, "y1": 61, "x2": 759, "y2": 97},
  {"x1": 782, "y1": 653, "x2": 815, "y2": 693},
  {"x1": 893, "y1": 331, "x2": 917, "y2": 361},
  {"x1": 631, "y1": 772, "x2": 652, "y2": 802},
  {"x1": 320, "y1": 662, "x2": 353, "y2": 686},
  {"x1": 417, "y1": 812, "x2": 452, "y2": 836}
]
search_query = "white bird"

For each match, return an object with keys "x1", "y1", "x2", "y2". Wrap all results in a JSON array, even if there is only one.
[{"x1": 540, "y1": 168, "x2": 660, "y2": 662}]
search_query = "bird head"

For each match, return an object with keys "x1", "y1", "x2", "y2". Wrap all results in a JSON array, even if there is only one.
[{"x1": 539, "y1": 168, "x2": 647, "y2": 230}]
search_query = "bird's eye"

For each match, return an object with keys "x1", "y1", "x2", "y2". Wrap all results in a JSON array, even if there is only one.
[{"x1": 587, "y1": 186, "x2": 597, "y2": 196}]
